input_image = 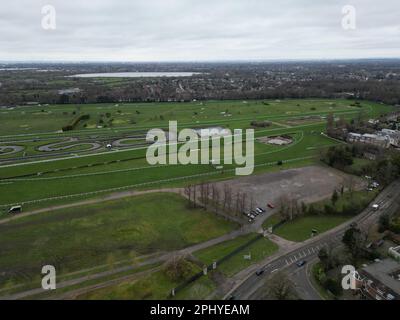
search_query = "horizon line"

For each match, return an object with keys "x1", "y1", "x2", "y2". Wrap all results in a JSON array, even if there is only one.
[{"x1": 1, "y1": 57, "x2": 400, "y2": 64}]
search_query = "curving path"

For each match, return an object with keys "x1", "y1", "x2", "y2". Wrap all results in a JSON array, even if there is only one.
[
  {"x1": 0, "y1": 145, "x2": 24, "y2": 155},
  {"x1": 37, "y1": 138, "x2": 102, "y2": 152}
]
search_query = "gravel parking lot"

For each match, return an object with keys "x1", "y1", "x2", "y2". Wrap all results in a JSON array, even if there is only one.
[{"x1": 214, "y1": 165, "x2": 366, "y2": 209}]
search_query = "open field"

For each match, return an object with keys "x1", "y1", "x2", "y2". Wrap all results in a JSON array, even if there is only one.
[
  {"x1": 0, "y1": 99, "x2": 392, "y2": 137},
  {"x1": 0, "y1": 192, "x2": 236, "y2": 288},
  {"x1": 75, "y1": 261, "x2": 214, "y2": 300},
  {"x1": 263, "y1": 190, "x2": 378, "y2": 242},
  {"x1": 74, "y1": 233, "x2": 278, "y2": 300},
  {"x1": 194, "y1": 233, "x2": 278, "y2": 277},
  {"x1": 0, "y1": 98, "x2": 395, "y2": 299},
  {"x1": 273, "y1": 215, "x2": 350, "y2": 242},
  {"x1": 0, "y1": 99, "x2": 392, "y2": 214}
]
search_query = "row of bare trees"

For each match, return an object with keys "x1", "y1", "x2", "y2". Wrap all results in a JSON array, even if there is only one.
[
  {"x1": 183, "y1": 182, "x2": 256, "y2": 219},
  {"x1": 277, "y1": 195, "x2": 307, "y2": 222}
]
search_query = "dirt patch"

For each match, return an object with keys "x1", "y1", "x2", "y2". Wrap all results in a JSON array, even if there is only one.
[
  {"x1": 257, "y1": 135, "x2": 293, "y2": 146},
  {"x1": 213, "y1": 166, "x2": 366, "y2": 208},
  {"x1": 285, "y1": 115, "x2": 323, "y2": 126}
]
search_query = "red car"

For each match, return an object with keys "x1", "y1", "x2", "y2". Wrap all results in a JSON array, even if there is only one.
[{"x1": 267, "y1": 203, "x2": 275, "y2": 209}]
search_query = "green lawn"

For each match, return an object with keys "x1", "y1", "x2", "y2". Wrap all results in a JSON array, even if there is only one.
[
  {"x1": 0, "y1": 98, "x2": 392, "y2": 212},
  {"x1": 194, "y1": 233, "x2": 279, "y2": 276},
  {"x1": 264, "y1": 190, "x2": 378, "y2": 242},
  {"x1": 274, "y1": 215, "x2": 349, "y2": 242},
  {"x1": 76, "y1": 262, "x2": 216, "y2": 300},
  {"x1": 1, "y1": 99, "x2": 391, "y2": 136},
  {"x1": 76, "y1": 233, "x2": 279, "y2": 300},
  {"x1": 0, "y1": 192, "x2": 236, "y2": 288},
  {"x1": 344, "y1": 157, "x2": 374, "y2": 176}
]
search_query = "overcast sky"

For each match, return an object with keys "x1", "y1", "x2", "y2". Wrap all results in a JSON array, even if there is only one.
[{"x1": 1, "y1": 0, "x2": 399, "y2": 61}]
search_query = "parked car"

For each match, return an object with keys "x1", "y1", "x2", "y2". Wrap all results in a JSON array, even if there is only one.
[
  {"x1": 372, "y1": 204, "x2": 380, "y2": 211},
  {"x1": 8, "y1": 205, "x2": 22, "y2": 214},
  {"x1": 267, "y1": 203, "x2": 275, "y2": 209},
  {"x1": 296, "y1": 260, "x2": 307, "y2": 267},
  {"x1": 256, "y1": 269, "x2": 264, "y2": 276},
  {"x1": 251, "y1": 210, "x2": 258, "y2": 216},
  {"x1": 371, "y1": 181, "x2": 380, "y2": 188},
  {"x1": 250, "y1": 214, "x2": 255, "y2": 219},
  {"x1": 257, "y1": 207, "x2": 266, "y2": 213},
  {"x1": 255, "y1": 208, "x2": 263, "y2": 214}
]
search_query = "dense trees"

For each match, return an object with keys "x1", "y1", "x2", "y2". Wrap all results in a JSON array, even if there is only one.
[
  {"x1": 323, "y1": 146, "x2": 354, "y2": 169},
  {"x1": 322, "y1": 144, "x2": 400, "y2": 186},
  {"x1": 342, "y1": 227, "x2": 368, "y2": 262},
  {"x1": 2, "y1": 61, "x2": 400, "y2": 106}
]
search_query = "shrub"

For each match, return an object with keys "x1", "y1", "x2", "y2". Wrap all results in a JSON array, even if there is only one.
[
  {"x1": 323, "y1": 278, "x2": 343, "y2": 296},
  {"x1": 163, "y1": 256, "x2": 196, "y2": 282},
  {"x1": 250, "y1": 120, "x2": 272, "y2": 128}
]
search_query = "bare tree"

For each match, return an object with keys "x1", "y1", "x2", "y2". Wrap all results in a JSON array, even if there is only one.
[
  {"x1": 249, "y1": 194, "x2": 254, "y2": 212},
  {"x1": 211, "y1": 183, "x2": 221, "y2": 212},
  {"x1": 278, "y1": 195, "x2": 290, "y2": 221},
  {"x1": 344, "y1": 176, "x2": 355, "y2": 198},
  {"x1": 199, "y1": 182, "x2": 206, "y2": 205},
  {"x1": 184, "y1": 185, "x2": 192, "y2": 208},
  {"x1": 193, "y1": 184, "x2": 198, "y2": 208},
  {"x1": 223, "y1": 184, "x2": 229, "y2": 211},
  {"x1": 241, "y1": 193, "x2": 247, "y2": 213},
  {"x1": 263, "y1": 271, "x2": 297, "y2": 300},
  {"x1": 223, "y1": 184, "x2": 233, "y2": 213}
]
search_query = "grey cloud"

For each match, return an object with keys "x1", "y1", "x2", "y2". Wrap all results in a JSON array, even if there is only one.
[{"x1": 0, "y1": 0, "x2": 399, "y2": 61}]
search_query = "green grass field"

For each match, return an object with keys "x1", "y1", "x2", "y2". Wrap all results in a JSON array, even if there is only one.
[
  {"x1": 194, "y1": 233, "x2": 278, "y2": 277},
  {"x1": 76, "y1": 262, "x2": 216, "y2": 300},
  {"x1": 1, "y1": 99, "x2": 391, "y2": 136},
  {"x1": 75, "y1": 233, "x2": 278, "y2": 300},
  {"x1": 0, "y1": 98, "x2": 394, "y2": 299},
  {"x1": 274, "y1": 215, "x2": 349, "y2": 242},
  {"x1": 263, "y1": 190, "x2": 378, "y2": 242},
  {"x1": 0, "y1": 192, "x2": 236, "y2": 288},
  {"x1": 0, "y1": 98, "x2": 393, "y2": 213}
]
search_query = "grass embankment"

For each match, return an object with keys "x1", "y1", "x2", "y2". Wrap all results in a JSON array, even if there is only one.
[
  {"x1": 263, "y1": 190, "x2": 378, "y2": 242},
  {"x1": 194, "y1": 233, "x2": 278, "y2": 277},
  {"x1": 74, "y1": 233, "x2": 278, "y2": 300},
  {"x1": 76, "y1": 260, "x2": 210, "y2": 300}
]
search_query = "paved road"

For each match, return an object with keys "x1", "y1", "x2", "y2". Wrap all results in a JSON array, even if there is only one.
[
  {"x1": 289, "y1": 258, "x2": 322, "y2": 300},
  {"x1": 225, "y1": 180, "x2": 400, "y2": 300}
]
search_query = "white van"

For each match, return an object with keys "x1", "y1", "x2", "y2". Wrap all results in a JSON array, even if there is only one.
[
  {"x1": 372, "y1": 204, "x2": 380, "y2": 211},
  {"x1": 8, "y1": 205, "x2": 22, "y2": 214}
]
